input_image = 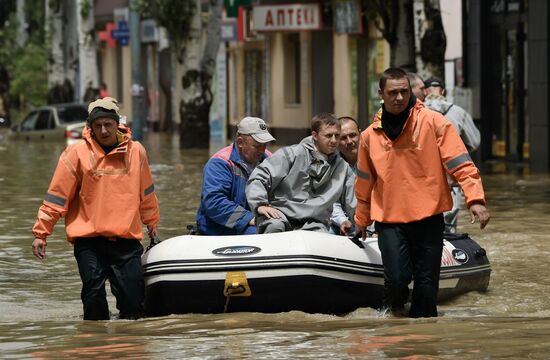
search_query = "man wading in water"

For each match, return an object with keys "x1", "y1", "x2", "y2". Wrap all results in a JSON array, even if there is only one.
[{"x1": 31, "y1": 97, "x2": 160, "y2": 320}]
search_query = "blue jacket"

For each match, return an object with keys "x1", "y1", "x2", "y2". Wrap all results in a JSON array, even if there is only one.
[{"x1": 196, "y1": 143, "x2": 270, "y2": 235}]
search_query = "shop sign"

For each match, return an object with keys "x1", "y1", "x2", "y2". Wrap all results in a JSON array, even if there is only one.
[
  {"x1": 251, "y1": 4, "x2": 322, "y2": 32},
  {"x1": 112, "y1": 20, "x2": 130, "y2": 46}
]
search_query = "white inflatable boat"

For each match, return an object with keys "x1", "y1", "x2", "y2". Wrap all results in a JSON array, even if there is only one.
[{"x1": 142, "y1": 230, "x2": 490, "y2": 316}]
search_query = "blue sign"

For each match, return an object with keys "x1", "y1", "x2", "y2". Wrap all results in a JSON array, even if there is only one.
[{"x1": 112, "y1": 20, "x2": 130, "y2": 46}]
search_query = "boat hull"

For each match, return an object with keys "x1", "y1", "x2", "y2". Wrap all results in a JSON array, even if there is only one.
[{"x1": 142, "y1": 231, "x2": 490, "y2": 316}]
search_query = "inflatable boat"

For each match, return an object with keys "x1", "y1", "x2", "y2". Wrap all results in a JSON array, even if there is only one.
[{"x1": 142, "y1": 230, "x2": 490, "y2": 316}]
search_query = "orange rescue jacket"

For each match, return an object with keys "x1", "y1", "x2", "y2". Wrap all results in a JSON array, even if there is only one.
[
  {"x1": 32, "y1": 125, "x2": 160, "y2": 243},
  {"x1": 354, "y1": 100, "x2": 486, "y2": 227}
]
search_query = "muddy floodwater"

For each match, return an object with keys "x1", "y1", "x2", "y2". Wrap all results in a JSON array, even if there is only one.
[{"x1": 1, "y1": 133, "x2": 549, "y2": 359}]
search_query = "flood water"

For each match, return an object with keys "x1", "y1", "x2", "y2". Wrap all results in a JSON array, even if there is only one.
[{"x1": 1, "y1": 132, "x2": 550, "y2": 359}]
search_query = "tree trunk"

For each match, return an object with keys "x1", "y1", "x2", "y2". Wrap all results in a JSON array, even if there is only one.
[
  {"x1": 418, "y1": 0, "x2": 446, "y2": 79},
  {"x1": 46, "y1": 0, "x2": 71, "y2": 104},
  {"x1": 63, "y1": 0, "x2": 78, "y2": 101},
  {"x1": 391, "y1": 0, "x2": 416, "y2": 70},
  {"x1": 158, "y1": 47, "x2": 174, "y2": 132},
  {"x1": 179, "y1": 0, "x2": 223, "y2": 149},
  {"x1": 201, "y1": 0, "x2": 223, "y2": 80},
  {"x1": 76, "y1": 0, "x2": 99, "y2": 103},
  {"x1": 1, "y1": 2, "x2": 16, "y2": 119},
  {"x1": 16, "y1": 0, "x2": 28, "y2": 48}
]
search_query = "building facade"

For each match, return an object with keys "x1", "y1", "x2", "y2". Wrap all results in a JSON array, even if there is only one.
[
  {"x1": 226, "y1": 0, "x2": 389, "y2": 143},
  {"x1": 464, "y1": 0, "x2": 550, "y2": 171}
]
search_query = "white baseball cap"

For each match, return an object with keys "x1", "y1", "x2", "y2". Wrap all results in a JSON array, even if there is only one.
[{"x1": 237, "y1": 117, "x2": 275, "y2": 144}]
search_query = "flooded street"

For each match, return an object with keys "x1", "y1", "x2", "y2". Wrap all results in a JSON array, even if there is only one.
[{"x1": 1, "y1": 133, "x2": 550, "y2": 359}]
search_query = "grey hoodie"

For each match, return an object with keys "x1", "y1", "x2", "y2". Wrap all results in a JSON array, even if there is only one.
[
  {"x1": 424, "y1": 94, "x2": 480, "y2": 152},
  {"x1": 246, "y1": 136, "x2": 356, "y2": 226}
]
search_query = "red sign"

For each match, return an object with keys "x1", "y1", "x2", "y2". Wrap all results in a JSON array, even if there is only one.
[{"x1": 98, "y1": 22, "x2": 117, "y2": 48}]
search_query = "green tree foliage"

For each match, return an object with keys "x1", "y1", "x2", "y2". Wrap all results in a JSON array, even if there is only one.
[
  {"x1": 10, "y1": 44, "x2": 48, "y2": 107},
  {"x1": 0, "y1": 0, "x2": 47, "y2": 111},
  {"x1": 0, "y1": 1, "x2": 17, "y2": 30},
  {"x1": 0, "y1": 2, "x2": 17, "y2": 85}
]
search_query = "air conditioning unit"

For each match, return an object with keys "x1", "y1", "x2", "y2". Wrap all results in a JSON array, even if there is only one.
[{"x1": 141, "y1": 19, "x2": 158, "y2": 43}]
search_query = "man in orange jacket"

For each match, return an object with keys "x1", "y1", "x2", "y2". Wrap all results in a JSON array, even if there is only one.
[
  {"x1": 31, "y1": 97, "x2": 160, "y2": 320},
  {"x1": 354, "y1": 68, "x2": 490, "y2": 318}
]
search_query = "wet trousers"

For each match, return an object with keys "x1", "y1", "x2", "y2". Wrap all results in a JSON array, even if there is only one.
[
  {"x1": 74, "y1": 237, "x2": 144, "y2": 320},
  {"x1": 375, "y1": 213, "x2": 444, "y2": 318}
]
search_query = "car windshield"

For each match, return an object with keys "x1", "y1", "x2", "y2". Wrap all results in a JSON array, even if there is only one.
[{"x1": 57, "y1": 105, "x2": 88, "y2": 124}]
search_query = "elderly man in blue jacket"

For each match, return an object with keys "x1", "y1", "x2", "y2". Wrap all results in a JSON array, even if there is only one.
[{"x1": 196, "y1": 117, "x2": 275, "y2": 235}]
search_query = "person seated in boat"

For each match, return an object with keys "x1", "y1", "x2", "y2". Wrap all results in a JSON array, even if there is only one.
[
  {"x1": 196, "y1": 117, "x2": 275, "y2": 235},
  {"x1": 246, "y1": 113, "x2": 356, "y2": 233},
  {"x1": 329, "y1": 116, "x2": 360, "y2": 236}
]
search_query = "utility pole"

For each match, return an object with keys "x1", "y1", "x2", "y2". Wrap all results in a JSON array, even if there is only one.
[{"x1": 130, "y1": 1, "x2": 143, "y2": 140}]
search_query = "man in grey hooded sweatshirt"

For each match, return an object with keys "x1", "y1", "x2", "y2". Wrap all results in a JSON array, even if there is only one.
[
  {"x1": 246, "y1": 113, "x2": 356, "y2": 233},
  {"x1": 424, "y1": 77, "x2": 481, "y2": 233}
]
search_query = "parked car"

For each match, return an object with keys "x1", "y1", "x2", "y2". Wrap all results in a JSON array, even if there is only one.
[{"x1": 9, "y1": 103, "x2": 88, "y2": 145}]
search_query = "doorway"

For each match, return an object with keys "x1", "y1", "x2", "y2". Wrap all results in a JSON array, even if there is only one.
[{"x1": 486, "y1": 17, "x2": 527, "y2": 160}]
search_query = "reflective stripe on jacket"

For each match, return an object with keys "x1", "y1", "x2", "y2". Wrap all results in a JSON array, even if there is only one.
[
  {"x1": 196, "y1": 143, "x2": 270, "y2": 235},
  {"x1": 32, "y1": 125, "x2": 160, "y2": 242},
  {"x1": 354, "y1": 100, "x2": 486, "y2": 227}
]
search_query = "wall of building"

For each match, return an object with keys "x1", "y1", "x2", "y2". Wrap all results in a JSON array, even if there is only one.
[
  {"x1": 98, "y1": 45, "x2": 131, "y2": 118},
  {"x1": 464, "y1": 0, "x2": 484, "y2": 154},
  {"x1": 464, "y1": 0, "x2": 549, "y2": 171},
  {"x1": 269, "y1": 32, "x2": 312, "y2": 141},
  {"x1": 527, "y1": 0, "x2": 550, "y2": 172},
  {"x1": 333, "y1": 34, "x2": 355, "y2": 118},
  {"x1": 441, "y1": 0, "x2": 462, "y2": 60}
]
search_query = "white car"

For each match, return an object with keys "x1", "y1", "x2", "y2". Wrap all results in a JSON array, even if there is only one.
[{"x1": 9, "y1": 103, "x2": 88, "y2": 145}]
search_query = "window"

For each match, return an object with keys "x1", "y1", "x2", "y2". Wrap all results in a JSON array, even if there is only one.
[
  {"x1": 35, "y1": 111, "x2": 53, "y2": 130},
  {"x1": 57, "y1": 105, "x2": 88, "y2": 123},
  {"x1": 20, "y1": 112, "x2": 39, "y2": 131},
  {"x1": 284, "y1": 33, "x2": 301, "y2": 104},
  {"x1": 245, "y1": 49, "x2": 263, "y2": 116}
]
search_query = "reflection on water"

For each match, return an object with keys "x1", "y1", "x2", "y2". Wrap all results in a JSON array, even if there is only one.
[{"x1": 1, "y1": 133, "x2": 550, "y2": 358}]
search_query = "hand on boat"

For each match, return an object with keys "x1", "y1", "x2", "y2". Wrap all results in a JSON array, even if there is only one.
[
  {"x1": 469, "y1": 203, "x2": 490, "y2": 229},
  {"x1": 355, "y1": 226, "x2": 367, "y2": 240},
  {"x1": 32, "y1": 238, "x2": 47, "y2": 260},
  {"x1": 339, "y1": 220, "x2": 353, "y2": 235},
  {"x1": 257, "y1": 205, "x2": 281, "y2": 219},
  {"x1": 148, "y1": 226, "x2": 158, "y2": 238}
]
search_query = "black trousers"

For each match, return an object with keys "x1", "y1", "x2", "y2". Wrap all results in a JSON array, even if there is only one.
[
  {"x1": 375, "y1": 214, "x2": 444, "y2": 318},
  {"x1": 74, "y1": 237, "x2": 144, "y2": 320}
]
